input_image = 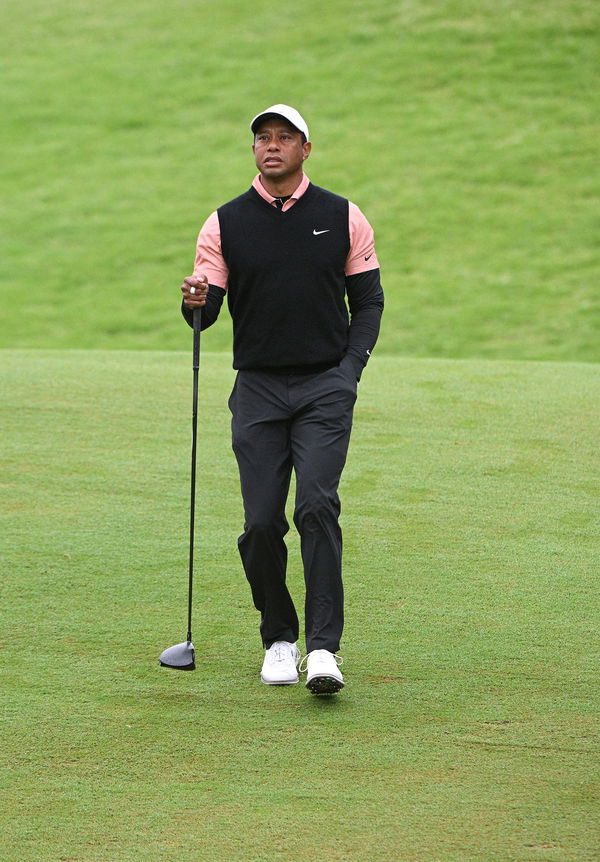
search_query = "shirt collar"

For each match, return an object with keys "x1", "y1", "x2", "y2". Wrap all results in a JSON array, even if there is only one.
[{"x1": 252, "y1": 172, "x2": 310, "y2": 205}]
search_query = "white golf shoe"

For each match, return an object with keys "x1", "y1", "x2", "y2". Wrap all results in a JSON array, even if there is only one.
[
  {"x1": 301, "y1": 649, "x2": 344, "y2": 694},
  {"x1": 260, "y1": 641, "x2": 300, "y2": 685}
]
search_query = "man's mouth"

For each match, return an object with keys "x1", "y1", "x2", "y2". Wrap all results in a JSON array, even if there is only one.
[{"x1": 264, "y1": 157, "x2": 283, "y2": 166}]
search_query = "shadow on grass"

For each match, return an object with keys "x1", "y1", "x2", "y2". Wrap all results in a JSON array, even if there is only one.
[{"x1": 304, "y1": 692, "x2": 353, "y2": 713}]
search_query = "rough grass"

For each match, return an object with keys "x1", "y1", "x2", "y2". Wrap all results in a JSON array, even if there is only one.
[
  {"x1": 2, "y1": 350, "x2": 599, "y2": 861},
  {"x1": 1, "y1": 0, "x2": 599, "y2": 359}
]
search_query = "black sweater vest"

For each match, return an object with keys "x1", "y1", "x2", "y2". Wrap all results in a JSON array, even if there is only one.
[{"x1": 218, "y1": 183, "x2": 350, "y2": 371}]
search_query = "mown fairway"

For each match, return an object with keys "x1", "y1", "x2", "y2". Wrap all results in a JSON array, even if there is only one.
[{"x1": 2, "y1": 351, "x2": 599, "y2": 861}]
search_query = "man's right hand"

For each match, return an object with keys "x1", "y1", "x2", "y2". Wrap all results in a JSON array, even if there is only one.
[{"x1": 181, "y1": 274, "x2": 209, "y2": 307}]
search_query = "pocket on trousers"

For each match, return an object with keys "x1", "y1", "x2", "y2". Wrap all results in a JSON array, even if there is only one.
[
  {"x1": 228, "y1": 373, "x2": 239, "y2": 413},
  {"x1": 336, "y1": 360, "x2": 359, "y2": 395}
]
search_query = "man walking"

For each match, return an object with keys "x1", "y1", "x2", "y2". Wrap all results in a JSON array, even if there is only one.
[{"x1": 180, "y1": 104, "x2": 383, "y2": 694}]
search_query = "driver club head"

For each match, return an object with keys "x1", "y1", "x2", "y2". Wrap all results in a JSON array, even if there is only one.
[{"x1": 159, "y1": 640, "x2": 196, "y2": 671}]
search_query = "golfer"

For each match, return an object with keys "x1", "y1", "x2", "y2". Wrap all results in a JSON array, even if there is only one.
[{"x1": 180, "y1": 104, "x2": 383, "y2": 694}]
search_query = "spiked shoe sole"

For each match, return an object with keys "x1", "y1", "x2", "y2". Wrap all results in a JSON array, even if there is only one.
[{"x1": 306, "y1": 674, "x2": 345, "y2": 695}]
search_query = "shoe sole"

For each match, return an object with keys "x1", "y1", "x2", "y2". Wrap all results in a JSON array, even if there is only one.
[
  {"x1": 261, "y1": 675, "x2": 299, "y2": 685},
  {"x1": 306, "y1": 674, "x2": 344, "y2": 695}
]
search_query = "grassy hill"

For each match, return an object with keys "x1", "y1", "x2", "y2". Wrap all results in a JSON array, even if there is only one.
[
  {"x1": 2, "y1": 349, "x2": 599, "y2": 861},
  {"x1": 2, "y1": 0, "x2": 598, "y2": 359}
]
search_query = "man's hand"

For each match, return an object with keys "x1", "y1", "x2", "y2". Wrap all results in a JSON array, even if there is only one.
[{"x1": 181, "y1": 274, "x2": 209, "y2": 307}]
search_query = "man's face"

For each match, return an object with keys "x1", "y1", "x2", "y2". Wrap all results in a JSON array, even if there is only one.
[{"x1": 252, "y1": 118, "x2": 311, "y2": 181}]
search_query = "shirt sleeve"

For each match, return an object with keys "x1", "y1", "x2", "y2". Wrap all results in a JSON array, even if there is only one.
[
  {"x1": 344, "y1": 269, "x2": 384, "y2": 379},
  {"x1": 345, "y1": 202, "x2": 380, "y2": 276},
  {"x1": 193, "y1": 211, "x2": 229, "y2": 290}
]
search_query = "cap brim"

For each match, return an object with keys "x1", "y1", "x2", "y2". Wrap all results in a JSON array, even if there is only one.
[{"x1": 251, "y1": 112, "x2": 298, "y2": 133}]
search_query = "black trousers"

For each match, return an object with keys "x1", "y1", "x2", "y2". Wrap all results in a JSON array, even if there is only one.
[{"x1": 229, "y1": 362, "x2": 357, "y2": 652}]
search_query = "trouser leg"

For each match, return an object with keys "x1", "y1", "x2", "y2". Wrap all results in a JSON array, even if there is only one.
[
  {"x1": 291, "y1": 366, "x2": 357, "y2": 653},
  {"x1": 230, "y1": 372, "x2": 299, "y2": 648}
]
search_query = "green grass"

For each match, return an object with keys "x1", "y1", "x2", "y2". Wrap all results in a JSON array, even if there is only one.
[
  {"x1": 2, "y1": 350, "x2": 599, "y2": 861},
  {"x1": 2, "y1": 1, "x2": 599, "y2": 858},
  {"x1": 2, "y1": 0, "x2": 599, "y2": 359}
]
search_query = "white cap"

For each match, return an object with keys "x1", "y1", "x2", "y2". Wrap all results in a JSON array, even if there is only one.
[{"x1": 250, "y1": 104, "x2": 310, "y2": 142}]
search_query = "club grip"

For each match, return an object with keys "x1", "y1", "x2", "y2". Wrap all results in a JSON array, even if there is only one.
[{"x1": 192, "y1": 306, "x2": 202, "y2": 370}]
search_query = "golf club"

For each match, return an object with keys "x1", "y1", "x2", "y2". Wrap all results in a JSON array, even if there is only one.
[{"x1": 159, "y1": 305, "x2": 202, "y2": 670}]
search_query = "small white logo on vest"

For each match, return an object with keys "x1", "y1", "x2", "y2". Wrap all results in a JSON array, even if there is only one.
[{"x1": 313, "y1": 229, "x2": 330, "y2": 235}]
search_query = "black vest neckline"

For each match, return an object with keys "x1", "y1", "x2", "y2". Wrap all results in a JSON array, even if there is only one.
[{"x1": 249, "y1": 182, "x2": 315, "y2": 216}]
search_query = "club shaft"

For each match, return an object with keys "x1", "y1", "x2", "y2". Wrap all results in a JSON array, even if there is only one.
[{"x1": 187, "y1": 306, "x2": 201, "y2": 641}]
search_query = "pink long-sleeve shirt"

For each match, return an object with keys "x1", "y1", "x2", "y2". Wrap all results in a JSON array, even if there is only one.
[{"x1": 193, "y1": 173, "x2": 380, "y2": 288}]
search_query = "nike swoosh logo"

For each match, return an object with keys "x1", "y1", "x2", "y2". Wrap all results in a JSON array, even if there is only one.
[
  {"x1": 364, "y1": 253, "x2": 373, "y2": 261},
  {"x1": 313, "y1": 229, "x2": 330, "y2": 235}
]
